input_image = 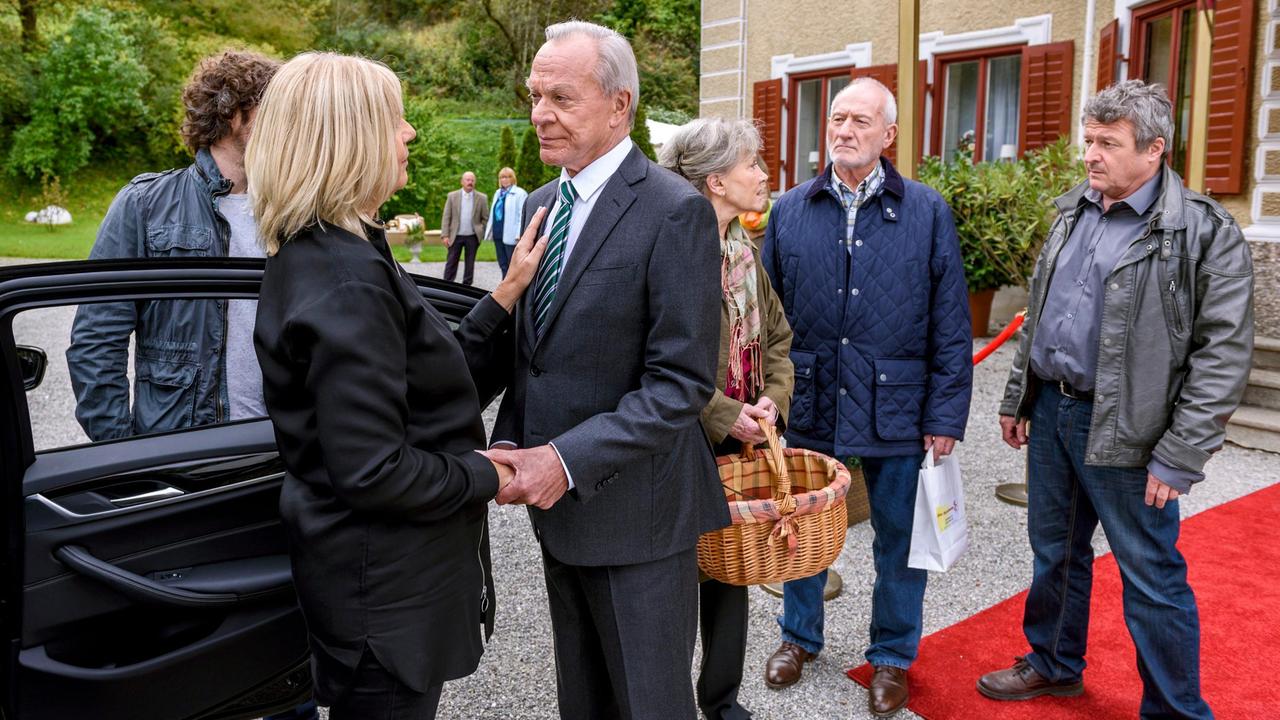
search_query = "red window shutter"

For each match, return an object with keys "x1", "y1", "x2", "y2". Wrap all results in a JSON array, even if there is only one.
[
  {"x1": 1018, "y1": 41, "x2": 1076, "y2": 154},
  {"x1": 850, "y1": 64, "x2": 900, "y2": 164},
  {"x1": 1205, "y1": 0, "x2": 1255, "y2": 195},
  {"x1": 1096, "y1": 18, "x2": 1120, "y2": 92},
  {"x1": 918, "y1": 58, "x2": 929, "y2": 161},
  {"x1": 753, "y1": 79, "x2": 784, "y2": 191}
]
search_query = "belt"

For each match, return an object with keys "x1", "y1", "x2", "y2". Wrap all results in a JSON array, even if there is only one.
[{"x1": 1041, "y1": 376, "x2": 1094, "y2": 402}]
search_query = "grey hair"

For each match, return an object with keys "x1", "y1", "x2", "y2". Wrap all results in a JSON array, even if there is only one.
[
  {"x1": 831, "y1": 76, "x2": 898, "y2": 125},
  {"x1": 658, "y1": 118, "x2": 762, "y2": 194},
  {"x1": 545, "y1": 20, "x2": 640, "y2": 127},
  {"x1": 1083, "y1": 79, "x2": 1173, "y2": 155}
]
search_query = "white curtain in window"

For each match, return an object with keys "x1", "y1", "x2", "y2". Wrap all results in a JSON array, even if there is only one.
[
  {"x1": 795, "y1": 79, "x2": 822, "y2": 183},
  {"x1": 983, "y1": 54, "x2": 1022, "y2": 161},
  {"x1": 943, "y1": 61, "x2": 979, "y2": 161}
]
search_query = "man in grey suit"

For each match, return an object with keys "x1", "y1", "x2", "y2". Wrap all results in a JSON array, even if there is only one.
[
  {"x1": 440, "y1": 171, "x2": 489, "y2": 285},
  {"x1": 486, "y1": 20, "x2": 727, "y2": 720}
]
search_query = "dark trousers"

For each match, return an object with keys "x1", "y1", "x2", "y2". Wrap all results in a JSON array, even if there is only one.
[
  {"x1": 327, "y1": 651, "x2": 443, "y2": 720},
  {"x1": 443, "y1": 233, "x2": 479, "y2": 285},
  {"x1": 697, "y1": 578, "x2": 751, "y2": 720},
  {"x1": 1023, "y1": 385, "x2": 1212, "y2": 720},
  {"x1": 542, "y1": 545, "x2": 700, "y2": 720},
  {"x1": 494, "y1": 239, "x2": 513, "y2": 277}
]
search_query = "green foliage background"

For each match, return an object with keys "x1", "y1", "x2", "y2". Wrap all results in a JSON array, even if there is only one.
[
  {"x1": 0, "y1": 0, "x2": 701, "y2": 256},
  {"x1": 918, "y1": 138, "x2": 1084, "y2": 292}
]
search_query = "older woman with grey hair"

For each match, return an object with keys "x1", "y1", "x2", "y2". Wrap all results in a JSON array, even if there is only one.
[{"x1": 660, "y1": 118, "x2": 795, "y2": 720}]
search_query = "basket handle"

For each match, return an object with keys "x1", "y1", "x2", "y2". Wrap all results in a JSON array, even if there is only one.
[{"x1": 745, "y1": 418, "x2": 794, "y2": 507}]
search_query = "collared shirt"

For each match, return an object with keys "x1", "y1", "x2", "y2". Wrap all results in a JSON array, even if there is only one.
[
  {"x1": 1030, "y1": 171, "x2": 1162, "y2": 393},
  {"x1": 458, "y1": 190, "x2": 475, "y2": 236},
  {"x1": 549, "y1": 136, "x2": 635, "y2": 265},
  {"x1": 826, "y1": 161, "x2": 885, "y2": 253}
]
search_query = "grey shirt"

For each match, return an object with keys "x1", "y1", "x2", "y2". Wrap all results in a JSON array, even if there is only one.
[
  {"x1": 1031, "y1": 172, "x2": 1162, "y2": 391},
  {"x1": 218, "y1": 193, "x2": 267, "y2": 421},
  {"x1": 1029, "y1": 171, "x2": 1197, "y2": 492}
]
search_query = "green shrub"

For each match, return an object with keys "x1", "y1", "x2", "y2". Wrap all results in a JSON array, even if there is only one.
[
  {"x1": 6, "y1": 8, "x2": 151, "y2": 179},
  {"x1": 497, "y1": 125, "x2": 517, "y2": 173},
  {"x1": 918, "y1": 137, "x2": 1084, "y2": 292},
  {"x1": 631, "y1": 104, "x2": 656, "y2": 161}
]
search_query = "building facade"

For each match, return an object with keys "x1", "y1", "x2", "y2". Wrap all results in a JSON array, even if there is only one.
[{"x1": 700, "y1": 0, "x2": 1279, "y2": 336}]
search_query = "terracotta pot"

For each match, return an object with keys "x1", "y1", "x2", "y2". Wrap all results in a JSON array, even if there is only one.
[{"x1": 969, "y1": 288, "x2": 996, "y2": 338}]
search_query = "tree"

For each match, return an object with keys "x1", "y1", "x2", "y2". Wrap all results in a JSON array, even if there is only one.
[
  {"x1": 6, "y1": 7, "x2": 151, "y2": 179},
  {"x1": 496, "y1": 124, "x2": 517, "y2": 172},
  {"x1": 630, "y1": 104, "x2": 655, "y2": 161},
  {"x1": 472, "y1": 0, "x2": 613, "y2": 103},
  {"x1": 516, "y1": 125, "x2": 549, "y2": 191}
]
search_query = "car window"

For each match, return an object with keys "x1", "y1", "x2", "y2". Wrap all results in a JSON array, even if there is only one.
[{"x1": 15, "y1": 297, "x2": 268, "y2": 452}]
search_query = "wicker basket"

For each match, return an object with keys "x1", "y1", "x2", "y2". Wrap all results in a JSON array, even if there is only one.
[{"x1": 697, "y1": 419, "x2": 851, "y2": 586}]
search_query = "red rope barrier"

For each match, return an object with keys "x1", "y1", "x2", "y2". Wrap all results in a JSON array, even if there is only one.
[{"x1": 973, "y1": 311, "x2": 1026, "y2": 366}]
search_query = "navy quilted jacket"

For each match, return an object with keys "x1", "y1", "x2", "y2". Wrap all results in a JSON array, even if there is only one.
[{"x1": 762, "y1": 158, "x2": 973, "y2": 458}]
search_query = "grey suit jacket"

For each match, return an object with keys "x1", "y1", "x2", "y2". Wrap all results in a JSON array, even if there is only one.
[
  {"x1": 492, "y1": 145, "x2": 729, "y2": 567},
  {"x1": 441, "y1": 189, "x2": 489, "y2": 240}
]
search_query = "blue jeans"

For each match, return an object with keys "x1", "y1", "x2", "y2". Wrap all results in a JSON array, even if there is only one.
[
  {"x1": 1023, "y1": 385, "x2": 1212, "y2": 720},
  {"x1": 778, "y1": 453, "x2": 928, "y2": 669},
  {"x1": 494, "y1": 239, "x2": 512, "y2": 276}
]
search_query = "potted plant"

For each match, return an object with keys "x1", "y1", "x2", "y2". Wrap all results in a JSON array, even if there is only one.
[{"x1": 918, "y1": 137, "x2": 1082, "y2": 336}]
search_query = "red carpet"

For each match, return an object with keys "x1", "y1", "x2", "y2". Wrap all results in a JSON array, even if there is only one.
[{"x1": 847, "y1": 482, "x2": 1280, "y2": 719}]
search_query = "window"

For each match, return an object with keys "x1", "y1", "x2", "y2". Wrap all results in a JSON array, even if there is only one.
[
  {"x1": 787, "y1": 67, "x2": 853, "y2": 186},
  {"x1": 1131, "y1": 0, "x2": 1197, "y2": 176},
  {"x1": 934, "y1": 46, "x2": 1024, "y2": 162}
]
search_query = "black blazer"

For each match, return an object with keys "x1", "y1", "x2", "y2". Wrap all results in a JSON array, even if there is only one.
[
  {"x1": 254, "y1": 223, "x2": 511, "y2": 699},
  {"x1": 493, "y1": 144, "x2": 729, "y2": 567}
]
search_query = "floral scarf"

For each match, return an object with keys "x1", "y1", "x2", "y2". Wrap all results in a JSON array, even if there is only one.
[{"x1": 722, "y1": 219, "x2": 763, "y2": 402}]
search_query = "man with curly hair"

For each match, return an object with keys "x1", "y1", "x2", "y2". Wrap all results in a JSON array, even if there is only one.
[
  {"x1": 66, "y1": 51, "x2": 314, "y2": 719},
  {"x1": 68, "y1": 50, "x2": 280, "y2": 440}
]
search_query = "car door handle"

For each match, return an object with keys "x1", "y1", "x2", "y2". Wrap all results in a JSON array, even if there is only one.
[
  {"x1": 54, "y1": 546, "x2": 291, "y2": 610},
  {"x1": 107, "y1": 484, "x2": 185, "y2": 508}
]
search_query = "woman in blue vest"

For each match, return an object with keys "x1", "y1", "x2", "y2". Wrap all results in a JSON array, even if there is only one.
[{"x1": 484, "y1": 166, "x2": 528, "y2": 277}]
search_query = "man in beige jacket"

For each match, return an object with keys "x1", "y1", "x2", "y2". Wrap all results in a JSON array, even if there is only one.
[{"x1": 440, "y1": 171, "x2": 489, "y2": 285}]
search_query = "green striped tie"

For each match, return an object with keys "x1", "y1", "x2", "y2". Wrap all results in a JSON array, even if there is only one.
[{"x1": 533, "y1": 180, "x2": 577, "y2": 336}]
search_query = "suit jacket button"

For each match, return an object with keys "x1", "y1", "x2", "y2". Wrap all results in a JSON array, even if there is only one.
[{"x1": 530, "y1": 365, "x2": 541, "y2": 377}]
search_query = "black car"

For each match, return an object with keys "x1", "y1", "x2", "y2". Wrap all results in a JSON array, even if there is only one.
[{"x1": 0, "y1": 258, "x2": 485, "y2": 719}]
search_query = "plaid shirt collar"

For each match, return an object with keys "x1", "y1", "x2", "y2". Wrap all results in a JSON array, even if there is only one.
[{"x1": 827, "y1": 161, "x2": 884, "y2": 250}]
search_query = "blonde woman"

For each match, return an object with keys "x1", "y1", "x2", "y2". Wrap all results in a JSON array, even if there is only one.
[
  {"x1": 483, "y1": 166, "x2": 527, "y2": 277},
  {"x1": 247, "y1": 53, "x2": 546, "y2": 718},
  {"x1": 660, "y1": 118, "x2": 795, "y2": 720}
]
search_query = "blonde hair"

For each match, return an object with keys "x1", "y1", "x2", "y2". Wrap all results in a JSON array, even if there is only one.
[
  {"x1": 499, "y1": 166, "x2": 517, "y2": 185},
  {"x1": 246, "y1": 52, "x2": 403, "y2": 254}
]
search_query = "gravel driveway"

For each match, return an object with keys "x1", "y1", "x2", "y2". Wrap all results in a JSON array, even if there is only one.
[{"x1": 6, "y1": 257, "x2": 1275, "y2": 719}]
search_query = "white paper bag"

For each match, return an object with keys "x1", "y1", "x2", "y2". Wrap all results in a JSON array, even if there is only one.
[{"x1": 907, "y1": 450, "x2": 968, "y2": 572}]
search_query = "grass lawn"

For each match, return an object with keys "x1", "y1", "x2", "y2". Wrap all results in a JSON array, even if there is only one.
[{"x1": 0, "y1": 164, "x2": 138, "y2": 259}]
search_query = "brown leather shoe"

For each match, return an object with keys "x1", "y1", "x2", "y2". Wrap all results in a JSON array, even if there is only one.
[
  {"x1": 764, "y1": 641, "x2": 814, "y2": 689},
  {"x1": 976, "y1": 656, "x2": 1084, "y2": 700},
  {"x1": 868, "y1": 665, "x2": 909, "y2": 717}
]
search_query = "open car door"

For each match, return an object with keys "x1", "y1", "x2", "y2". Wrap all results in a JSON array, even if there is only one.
[{"x1": 0, "y1": 259, "x2": 485, "y2": 719}]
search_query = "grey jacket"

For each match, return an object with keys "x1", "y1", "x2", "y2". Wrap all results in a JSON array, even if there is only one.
[
  {"x1": 66, "y1": 149, "x2": 233, "y2": 441},
  {"x1": 1001, "y1": 164, "x2": 1254, "y2": 482}
]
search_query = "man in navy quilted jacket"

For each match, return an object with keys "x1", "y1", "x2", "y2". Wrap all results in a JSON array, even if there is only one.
[{"x1": 760, "y1": 77, "x2": 973, "y2": 718}]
